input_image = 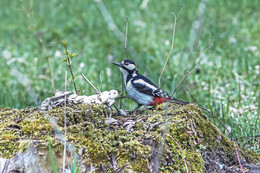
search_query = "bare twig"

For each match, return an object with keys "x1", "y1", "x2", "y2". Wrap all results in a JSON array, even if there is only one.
[
  {"x1": 62, "y1": 71, "x2": 67, "y2": 173},
  {"x1": 67, "y1": 59, "x2": 78, "y2": 94},
  {"x1": 171, "y1": 33, "x2": 214, "y2": 96},
  {"x1": 124, "y1": 17, "x2": 130, "y2": 59},
  {"x1": 99, "y1": 73, "x2": 103, "y2": 92},
  {"x1": 158, "y1": 8, "x2": 183, "y2": 87},
  {"x1": 81, "y1": 73, "x2": 100, "y2": 94},
  {"x1": 198, "y1": 106, "x2": 244, "y2": 173},
  {"x1": 167, "y1": 132, "x2": 189, "y2": 173},
  {"x1": 117, "y1": 96, "x2": 129, "y2": 99},
  {"x1": 118, "y1": 17, "x2": 131, "y2": 109},
  {"x1": 95, "y1": 0, "x2": 144, "y2": 68},
  {"x1": 119, "y1": 74, "x2": 124, "y2": 109},
  {"x1": 112, "y1": 104, "x2": 119, "y2": 112}
]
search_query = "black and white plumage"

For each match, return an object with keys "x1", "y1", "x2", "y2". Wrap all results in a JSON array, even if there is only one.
[{"x1": 113, "y1": 59, "x2": 188, "y2": 108}]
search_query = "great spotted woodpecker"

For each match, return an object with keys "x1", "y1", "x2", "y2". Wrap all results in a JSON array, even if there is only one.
[{"x1": 113, "y1": 59, "x2": 189, "y2": 110}]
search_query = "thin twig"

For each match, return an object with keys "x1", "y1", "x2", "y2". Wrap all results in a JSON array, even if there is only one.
[
  {"x1": 81, "y1": 73, "x2": 100, "y2": 94},
  {"x1": 117, "y1": 96, "x2": 129, "y2": 99},
  {"x1": 119, "y1": 17, "x2": 130, "y2": 109},
  {"x1": 95, "y1": 0, "x2": 143, "y2": 68},
  {"x1": 119, "y1": 74, "x2": 124, "y2": 109},
  {"x1": 99, "y1": 73, "x2": 103, "y2": 93},
  {"x1": 171, "y1": 33, "x2": 214, "y2": 96},
  {"x1": 62, "y1": 71, "x2": 67, "y2": 173},
  {"x1": 124, "y1": 17, "x2": 130, "y2": 59},
  {"x1": 158, "y1": 8, "x2": 183, "y2": 87},
  {"x1": 67, "y1": 58, "x2": 78, "y2": 94},
  {"x1": 112, "y1": 104, "x2": 119, "y2": 112},
  {"x1": 167, "y1": 132, "x2": 189, "y2": 173},
  {"x1": 198, "y1": 106, "x2": 244, "y2": 173},
  {"x1": 213, "y1": 114, "x2": 244, "y2": 173}
]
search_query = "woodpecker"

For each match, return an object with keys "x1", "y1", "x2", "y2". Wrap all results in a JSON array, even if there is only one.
[{"x1": 113, "y1": 59, "x2": 189, "y2": 110}]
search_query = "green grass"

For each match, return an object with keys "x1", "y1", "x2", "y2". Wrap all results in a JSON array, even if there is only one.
[
  {"x1": 48, "y1": 138, "x2": 57, "y2": 173},
  {"x1": 0, "y1": 0, "x2": 259, "y2": 152}
]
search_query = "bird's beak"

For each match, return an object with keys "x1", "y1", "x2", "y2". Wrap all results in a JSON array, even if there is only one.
[{"x1": 113, "y1": 62, "x2": 123, "y2": 67}]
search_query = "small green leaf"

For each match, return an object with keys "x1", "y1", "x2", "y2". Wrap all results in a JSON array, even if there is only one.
[
  {"x1": 70, "y1": 53, "x2": 78, "y2": 59},
  {"x1": 62, "y1": 40, "x2": 67, "y2": 48},
  {"x1": 182, "y1": 150, "x2": 186, "y2": 157}
]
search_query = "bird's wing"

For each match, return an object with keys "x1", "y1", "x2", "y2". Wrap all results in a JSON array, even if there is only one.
[
  {"x1": 132, "y1": 76, "x2": 170, "y2": 98},
  {"x1": 132, "y1": 78, "x2": 156, "y2": 95}
]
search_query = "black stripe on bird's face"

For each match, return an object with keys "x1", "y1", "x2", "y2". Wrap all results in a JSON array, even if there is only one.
[{"x1": 113, "y1": 59, "x2": 136, "y2": 72}]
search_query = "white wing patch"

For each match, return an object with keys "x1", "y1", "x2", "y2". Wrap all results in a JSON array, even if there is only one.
[
  {"x1": 155, "y1": 89, "x2": 169, "y2": 98},
  {"x1": 132, "y1": 73, "x2": 137, "y2": 77},
  {"x1": 133, "y1": 79, "x2": 157, "y2": 90}
]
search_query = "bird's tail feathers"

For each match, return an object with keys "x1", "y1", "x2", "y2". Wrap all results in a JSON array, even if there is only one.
[
  {"x1": 170, "y1": 97, "x2": 212, "y2": 115},
  {"x1": 169, "y1": 97, "x2": 189, "y2": 105}
]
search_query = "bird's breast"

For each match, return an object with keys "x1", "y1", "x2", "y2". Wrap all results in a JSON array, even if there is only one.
[{"x1": 126, "y1": 80, "x2": 153, "y2": 106}]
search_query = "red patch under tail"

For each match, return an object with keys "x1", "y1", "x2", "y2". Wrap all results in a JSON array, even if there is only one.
[{"x1": 149, "y1": 97, "x2": 170, "y2": 106}]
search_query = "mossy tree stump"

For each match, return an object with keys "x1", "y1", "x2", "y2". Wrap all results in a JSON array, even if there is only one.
[{"x1": 0, "y1": 103, "x2": 259, "y2": 172}]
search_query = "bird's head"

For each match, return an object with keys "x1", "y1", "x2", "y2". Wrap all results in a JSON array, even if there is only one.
[{"x1": 113, "y1": 59, "x2": 136, "y2": 76}]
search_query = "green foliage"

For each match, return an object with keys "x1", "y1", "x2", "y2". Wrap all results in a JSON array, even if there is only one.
[
  {"x1": 62, "y1": 40, "x2": 78, "y2": 63},
  {"x1": 0, "y1": 0, "x2": 259, "y2": 153},
  {"x1": 48, "y1": 138, "x2": 57, "y2": 173},
  {"x1": 62, "y1": 40, "x2": 78, "y2": 93},
  {"x1": 71, "y1": 146, "x2": 77, "y2": 173}
]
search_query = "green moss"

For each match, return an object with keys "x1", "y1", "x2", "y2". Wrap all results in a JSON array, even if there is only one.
[
  {"x1": 0, "y1": 103, "x2": 259, "y2": 172},
  {"x1": 0, "y1": 131, "x2": 20, "y2": 158}
]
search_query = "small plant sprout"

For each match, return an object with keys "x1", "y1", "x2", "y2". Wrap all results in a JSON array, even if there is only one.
[{"x1": 62, "y1": 40, "x2": 79, "y2": 94}]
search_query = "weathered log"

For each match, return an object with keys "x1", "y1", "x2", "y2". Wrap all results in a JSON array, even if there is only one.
[{"x1": 0, "y1": 101, "x2": 259, "y2": 172}]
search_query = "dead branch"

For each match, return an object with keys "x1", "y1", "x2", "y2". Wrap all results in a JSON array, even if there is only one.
[
  {"x1": 118, "y1": 17, "x2": 130, "y2": 109},
  {"x1": 81, "y1": 73, "x2": 100, "y2": 94},
  {"x1": 62, "y1": 71, "x2": 67, "y2": 172},
  {"x1": 203, "y1": 108, "x2": 244, "y2": 173},
  {"x1": 171, "y1": 33, "x2": 214, "y2": 96},
  {"x1": 158, "y1": 8, "x2": 183, "y2": 87},
  {"x1": 124, "y1": 17, "x2": 130, "y2": 59},
  {"x1": 167, "y1": 132, "x2": 189, "y2": 173}
]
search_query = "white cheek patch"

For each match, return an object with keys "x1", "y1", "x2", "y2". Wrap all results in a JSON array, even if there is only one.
[{"x1": 127, "y1": 64, "x2": 136, "y2": 71}]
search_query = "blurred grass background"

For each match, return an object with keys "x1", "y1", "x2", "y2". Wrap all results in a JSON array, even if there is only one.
[{"x1": 0, "y1": 0, "x2": 259, "y2": 152}]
